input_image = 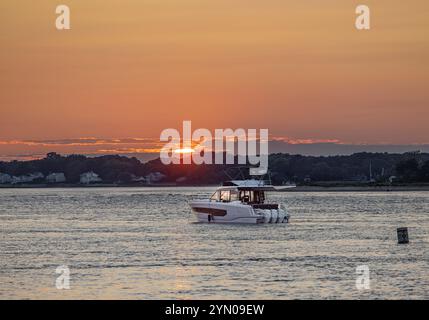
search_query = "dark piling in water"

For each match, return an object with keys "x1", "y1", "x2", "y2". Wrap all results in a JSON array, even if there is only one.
[{"x1": 397, "y1": 227, "x2": 409, "y2": 244}]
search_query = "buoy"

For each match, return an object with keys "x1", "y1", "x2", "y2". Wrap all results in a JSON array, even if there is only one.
[{"x1": 397, "y1": 227, "x2": 409, "y2": 244}]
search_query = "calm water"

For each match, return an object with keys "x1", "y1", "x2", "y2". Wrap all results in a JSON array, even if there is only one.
[{"x1": 0, "y1": 187, "x2": 428, "y2": 299}]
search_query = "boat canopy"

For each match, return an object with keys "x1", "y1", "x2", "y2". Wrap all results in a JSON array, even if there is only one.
[{"x1": 222, "y1": 180, "x2": 296, "y2": 191}]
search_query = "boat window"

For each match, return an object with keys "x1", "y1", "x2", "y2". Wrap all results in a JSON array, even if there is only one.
[
  {"x1": 239, "y1": 190, "x2": 265, "y2": 204},
  {"x1": 252, "y1": 192, "x2": 257, "y2": 203},
  {"x1": 240, "y1": 190, "x2": 251, "y2": 203},
  {"x1": 220, "y1": 190, "x2": 230, "y2": 202},
  {"x1": 254, "y1": 191, "x2": 265, "y2": 203},
  {"x1": 210, "y1": 191, "x2": 220, "y2": 201},
  {"x1": 254, "y1": 191, "x2": 265, "y2": 204},
  {"x1": 230, "y1": 190, "x2": 239, "y2": 201}
]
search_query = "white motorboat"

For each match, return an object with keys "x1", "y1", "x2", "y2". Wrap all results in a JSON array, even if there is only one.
[{"x1": 189, "y1": 180, "x2": 295, "y2": 224}]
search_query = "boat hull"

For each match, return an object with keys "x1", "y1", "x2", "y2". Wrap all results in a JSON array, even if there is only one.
[{"x1": 190, "y1": 200, "x2": 289, "y2": 224}]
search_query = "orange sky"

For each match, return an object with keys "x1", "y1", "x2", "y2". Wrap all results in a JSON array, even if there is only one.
[{"x1": 1, "y1": 0, "x2": 429, "y2": 158}]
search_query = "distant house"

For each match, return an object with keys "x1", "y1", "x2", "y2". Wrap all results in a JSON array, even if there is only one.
[
  {"x1": 0, "y1": 173, "x2": 12, "y2": 184},
  {"x1": 46, "y1": 173, "x2": 66, "y2": 183},
  {"x1": 145, "y1": 172, "x2": 166, "y2": 184},
  {"x1": 131, "y1": 175, "x2": 146, "y2": 183},
  {"x1": 12, "y1": 172, "x2": 44, "y2": 184},
  {"x1": 80, "y1": 172, "x2": 102, "y2": 184}
]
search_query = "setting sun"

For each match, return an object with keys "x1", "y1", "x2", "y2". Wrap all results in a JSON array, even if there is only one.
[{"x1": 173, "y1": 148, "x2": 195, "y2": 154}]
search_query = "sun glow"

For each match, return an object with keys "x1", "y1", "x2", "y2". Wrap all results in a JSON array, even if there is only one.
[{"x1": 173, "y1": 148, "x2": 195, "y2": 154}]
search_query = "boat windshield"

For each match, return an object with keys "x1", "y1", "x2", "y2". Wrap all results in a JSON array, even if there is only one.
[{"x1": 210, "y1": 191, "x2": 220, "y2": 201}]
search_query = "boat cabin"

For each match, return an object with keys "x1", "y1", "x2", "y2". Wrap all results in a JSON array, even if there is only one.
[{"x1": 208, "y1": 180, "x2": 287, "y2": 209}]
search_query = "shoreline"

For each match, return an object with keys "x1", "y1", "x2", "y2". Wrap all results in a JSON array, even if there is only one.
[
  {"x1": 284, "y1": 185, "x2": 429, "y2": 192},
  {"x1": 1, "y1": 184, "x2": 429, "y2": 192}
]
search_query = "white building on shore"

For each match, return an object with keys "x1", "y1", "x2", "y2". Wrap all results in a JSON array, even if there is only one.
[
  {"x1": 46, "y1": 173, "x2": 66, "y2": 183},
  {"x1": 0, "y1": 173, "x2": 12, "y2": 184},
  {"x1": 80, "y1": 172, "x2": 102, "y2": 184},
  {"x1": 11, "y1": 172, "x2": 44, "y2": 184},
  {"x1": 145, "y1": 172, "x2": 166, "y2": 184}
]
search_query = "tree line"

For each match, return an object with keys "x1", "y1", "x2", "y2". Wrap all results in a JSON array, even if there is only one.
[{"x1": 1, "y1": 152, "x2": 429, "y2": 185}]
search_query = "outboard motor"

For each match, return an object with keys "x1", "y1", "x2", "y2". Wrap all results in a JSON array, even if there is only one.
[{"x1": 271, "y1": 209, "x2": 278, "y2": 223}]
